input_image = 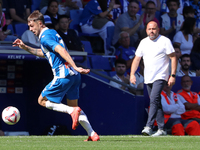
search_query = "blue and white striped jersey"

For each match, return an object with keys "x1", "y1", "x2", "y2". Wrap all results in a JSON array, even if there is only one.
[{"x1": 39, "y1": 27, "x2": 78, "y2": 78}]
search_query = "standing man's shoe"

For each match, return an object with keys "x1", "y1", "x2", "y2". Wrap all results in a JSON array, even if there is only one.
[{"x1": 141, "y1": 126, "x2": 152, "y2": 136}]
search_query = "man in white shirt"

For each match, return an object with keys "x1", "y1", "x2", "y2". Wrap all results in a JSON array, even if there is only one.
[{"x1": 130, "y1": 21, "x2": 177, "y2": 136}]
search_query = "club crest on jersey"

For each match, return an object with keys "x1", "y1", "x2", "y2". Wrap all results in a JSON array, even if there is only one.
[{"x1": 178, "y1": 20, "x2": 181, "y2": 25}]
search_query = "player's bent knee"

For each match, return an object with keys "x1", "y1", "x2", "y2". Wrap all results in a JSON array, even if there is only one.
[{"x1": 38, "y1": 95, "x2": 47, "y2": 107}]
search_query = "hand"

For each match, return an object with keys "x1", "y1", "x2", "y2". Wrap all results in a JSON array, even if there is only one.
[
  {"x1": 6, "y1": 19, "x2": 13, "y2": 25},
  {"x1": 13, "y1": 38, "x2": 26, "y2": 49},
  {"x1": 139, "y1": 13, "x2": 144, "y2": 24},
  {"x1": 71, "y1": 1, "x2": 79, "y2": 9},
  {"x1": 113, "y1": 4, "x2": 120, "y2": 9},
  {"x1": 123, "y1": 75, "x2": 130, "y2": 84},
  {"x1": 196, "y1": 70, "x2": 200, "y2": 76},
  {"x1": 172, "y1": 21, "x2": 176, "y2": 30},
  {"x1": 130, "y1": 74, "x2": 136, "y2": 85},
  {"x1": 168, "y1": 76, "x2": 175, "y2": 87},
  {"x1": 74, "y1": 67, "x2": 90, "y2": 74},
  {"x1": 109, "y1": 0, "x2": 115, "y2": 9}
]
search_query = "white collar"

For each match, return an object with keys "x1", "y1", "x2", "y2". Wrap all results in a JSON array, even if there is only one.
[{"x1": 39, "y1": 27, "x2": 49, "y2": 40}]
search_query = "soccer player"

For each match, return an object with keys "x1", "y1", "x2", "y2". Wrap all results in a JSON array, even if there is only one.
[{"x1": 13, "y1": 10, "x2": 99, "y2": 141}]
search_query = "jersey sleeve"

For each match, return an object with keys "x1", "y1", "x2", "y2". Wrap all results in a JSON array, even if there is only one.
[{"x1": 41, "y1": 33, "x2": 60, "y2": 52}]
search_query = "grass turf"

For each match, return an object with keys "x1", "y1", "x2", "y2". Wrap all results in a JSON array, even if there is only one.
[{"x1": 0, "y1": 135, "x2": 199, "y2": 150}]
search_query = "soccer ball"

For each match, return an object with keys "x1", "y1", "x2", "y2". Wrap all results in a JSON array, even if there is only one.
[{"x1": 2, "y1": 106, "x2": 20, "y2": 125}]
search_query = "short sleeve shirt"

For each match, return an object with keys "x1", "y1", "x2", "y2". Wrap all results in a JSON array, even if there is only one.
[
  {"x1": 112, "y1": 12, "x2": 144, "y2": 45},
  {"x1": 173, "y1": 31, "x2": 193, "y2": 55},
  {"x1": 135, "y1": 35, "x2": 174, "y2": 84}
]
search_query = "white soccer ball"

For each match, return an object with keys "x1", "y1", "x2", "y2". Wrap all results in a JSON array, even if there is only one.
[{"x1": 2, "y1": 106, "x2": 20, "y2": 125}]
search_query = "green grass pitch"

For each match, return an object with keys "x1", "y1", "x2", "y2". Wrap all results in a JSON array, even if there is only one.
[
  {"x1": 0, "y1": 135, "x2": 200, "y2": 150},
  {"x1": 0, "y1": 135, "x2": 199, "y2": 150}
]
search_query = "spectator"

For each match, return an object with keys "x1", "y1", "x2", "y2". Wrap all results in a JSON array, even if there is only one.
[
  {"x1": 44, "y1": 0, "x2": 61, "y2": 30},
  {"x1": 0, "y1": 0, "x2": 17, "y2": 42},
  {"x1": 177, "y1": 75, "x2": 200, "y2": 123},
  {"x1": 106, "y1": 0, "x2": 121, "y2": 22},
  {"x1": 59, "y1": 0, "x2": 82, "y2": 16},
  {"x1": 176, "y1": 54, "x2": 199, "y2": 77},
  {"x1": 161, "y1": 83, "x2": 200, "y2": 136},
  {"x1": 40, "y1": 0, "x2": 59, "y2": 14},
  {"x1": 119, "y1": 0, "x2": 130, "y2": 13},
  {"x1": 0, "y1": 0, "x2": 10, "y2": 31},
  {"x1": 130, "y1": 58, "x2": 144, "y2": 95},
  {"x1": 182, "y1": 6, "x2": 200, "y2": 41},
  {"x1": 115, "y1": 31, "x2": 136, "y2": 70},
  {"x1": 173, "y1": 17, "x2": 195, "y2": 55},
  {"x1": 110, "y1": 59, "x2": 131, "y2": 91},
  {"x1": 2, "y1": 0, "x2": 10, "y2": 19},
  {"x1": 112, "y1": 0, "x2": 145, "y2": 48},
  {"x1": 138, "y1": 0, "x2": 161, "y2": 11},
  {"x1": 56, "y1": 15, "x2": 84, "y2": 51},
  {"x1": 160, "y1": 0, "x2": 185, "y2": 15},
  {"x1": 79, "y1": 0, "x2": 117, "y2": 55},
  {"x1": 160, "y1": 0, "x2": 184, "y2": 41},
  {"x1": 182, "y1": 6, "x2": 195, "y2": 19},
  {"x1": 188, "y1": 0, "x2": 200, "y2": 22},
  {"x1": 40, "y1": 0, "x2": 81, "y2": 16},
  {"x1": 7, "y1": 0, "x2": 31, "y2": 24},
  {"x1": 143, "y1": 1, "x2": 160, "y2": 27},
  {"x1": 190, "y1": 38, "x2": 200, "y2": 70}
]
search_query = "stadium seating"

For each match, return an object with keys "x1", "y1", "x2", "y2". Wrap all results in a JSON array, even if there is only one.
[
  {"x1": 7, "y1": 24, "x2": 14, "y2": 35},
  {"x1": 81, "y1": 40, "x2": 94, "y2": 55},
  {"x1": 89, "y1": 55, "x2": 115, "y2": 71},
  {"x1": 13, "y1": 23, "x2": 29, "y2": 38},
  {"x1": 31, "y1": 0, "x2": 42, "y2": 12},
  {"x1": 106, "y1": 26, "x2": 115, "y2": 55}
]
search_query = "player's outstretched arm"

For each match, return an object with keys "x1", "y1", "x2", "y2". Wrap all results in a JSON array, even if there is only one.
[
  {"x1": 55, "y1": 45, "x2": 90, "y2": 74},
  {"x1": 13, "y1": 38, "x2": 45, "y2": 58}
]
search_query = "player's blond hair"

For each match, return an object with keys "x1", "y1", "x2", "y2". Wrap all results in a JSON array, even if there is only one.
[{"x1": 27, "y1": 10, "x2": 45, "y2": 24}]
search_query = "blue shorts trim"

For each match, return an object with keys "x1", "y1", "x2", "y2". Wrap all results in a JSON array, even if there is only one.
[{"x1": 41, "y1": 73, "x2": 81, "y2": 103}]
